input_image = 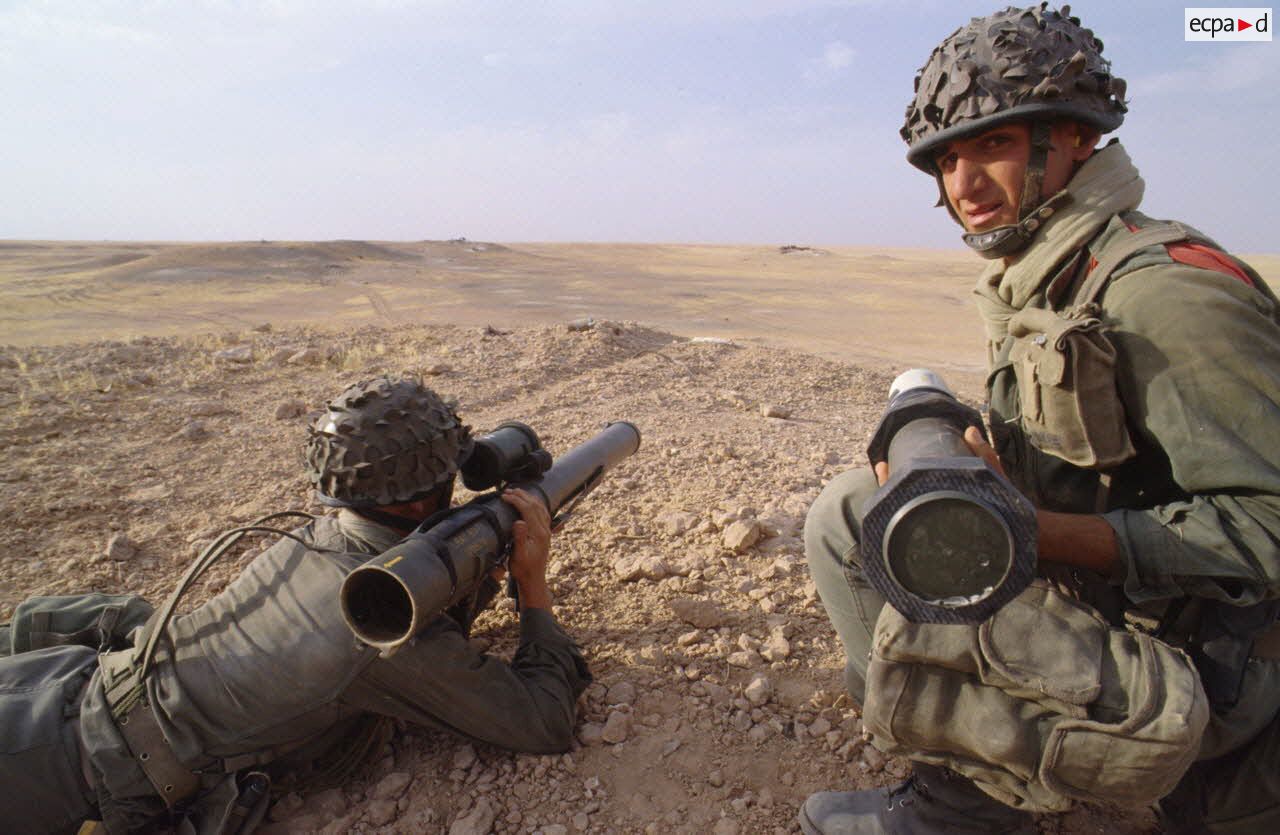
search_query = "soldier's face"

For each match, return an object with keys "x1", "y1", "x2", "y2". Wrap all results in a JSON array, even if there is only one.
[{"x1": 933, "y1": 122, "x2": 1093, "y2": 233}]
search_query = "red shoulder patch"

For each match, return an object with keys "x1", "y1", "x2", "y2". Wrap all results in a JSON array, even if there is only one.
[
  {"x1": 1165, "y1": 242, "x2": 1255, "y2": 287},
  {"x1": 1120, "y1": 221, "x2": 1255, "y2": 287}
]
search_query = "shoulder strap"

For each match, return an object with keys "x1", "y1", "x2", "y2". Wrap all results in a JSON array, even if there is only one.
[
  {"x1": 1072, "y1": 220, "x2": 1195, "y2": 309},
  {"x1": 97, "y1": 511, "x2": 319, "y2": 809}
]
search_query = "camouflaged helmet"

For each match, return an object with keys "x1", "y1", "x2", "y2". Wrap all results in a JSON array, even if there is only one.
[
  {"x1": 305, "y1": 376, "x2": 473, "y2": 508},
  {"x1": 901, "y1": 3, "x2": 1127, "y2": 173}
]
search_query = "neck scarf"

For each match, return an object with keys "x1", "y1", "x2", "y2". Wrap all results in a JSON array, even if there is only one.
[{"x1": 972, "y1": 142, "x2": 1145, "y2": 362}]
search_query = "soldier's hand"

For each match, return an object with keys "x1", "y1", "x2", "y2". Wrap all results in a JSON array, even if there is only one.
[
  {"x1": 876, "y1": 427, "x2": 1005, "y2": 486},
  {"x1": 963, "y1": 426, "x2": 1008, "y2": 479},
  {"x1": 501, "y1": 488, "x2": 554, "y2": 611}
]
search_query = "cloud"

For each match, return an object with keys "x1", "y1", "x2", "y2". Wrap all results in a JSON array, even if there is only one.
[
  {"x1": 803, "y1": 39, "x2": 856, "y2": 82},
  {"x1": 823, "y1": 41, "x2": 855, "y2": 70},
  {"x1": 1128, "y1": 45, "x2": 1279, "y2": 97},
  {"x1": 0, "y1": 4, "x2": 158, "y2": 47}
]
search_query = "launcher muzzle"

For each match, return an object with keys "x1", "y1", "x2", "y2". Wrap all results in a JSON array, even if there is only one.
[{"x1": 860, "y1": 369, "x2": 1037, "y2": 624}]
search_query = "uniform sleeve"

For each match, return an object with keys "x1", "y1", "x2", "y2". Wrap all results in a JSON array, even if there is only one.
[
  {"x1": 339, "y1": 607, "x2": 591, "y2": 753},
  {"x1": 1101, "y1": 264, "x2": 1280, "y2": 605}
]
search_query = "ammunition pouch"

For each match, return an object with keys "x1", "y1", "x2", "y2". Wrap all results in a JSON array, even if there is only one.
[
  {"x1": 1007, "y1": 307, "x2": 1135, "y2": 470},
  {"x1": 175, "y1": 772, "x2": 271, "y2": 835},
  {"x1": 862, "y1": 580, "x2": 1209, "y2": 813},
  {"x1": 7, "y1": 594, "x2": 153, "y2": 655}
]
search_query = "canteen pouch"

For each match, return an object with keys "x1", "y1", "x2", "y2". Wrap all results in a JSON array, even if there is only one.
[
  {"x1": 863, "y1": 581, "x2": 1209, "y2": 812},
  {"x1": 1007, "y1": 306, "x2": 1136, "y2": 469}
]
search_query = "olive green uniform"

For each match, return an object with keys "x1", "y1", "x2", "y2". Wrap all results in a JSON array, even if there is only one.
[
  {"x1": 806, "y1": 143, "x2": 1280, "y2": 830},
  {"x1": 1, "y1": 509, "x2": 590, "y2": 833}
]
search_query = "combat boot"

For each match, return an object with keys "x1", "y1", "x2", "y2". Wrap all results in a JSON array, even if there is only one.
[{"x1": 798, "y1": 763, "x2": 1036, "y2": 835}]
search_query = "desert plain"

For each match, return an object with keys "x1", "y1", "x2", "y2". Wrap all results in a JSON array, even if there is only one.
[{"x1": 5, "y1": 239, "x2": 1275, "y2": 834}]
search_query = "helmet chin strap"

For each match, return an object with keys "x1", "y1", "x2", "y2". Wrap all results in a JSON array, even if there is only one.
[{"x1": 959, "y1": 121, "x2": 1068, "y2": 259}]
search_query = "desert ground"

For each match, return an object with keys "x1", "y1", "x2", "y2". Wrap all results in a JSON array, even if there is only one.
[{"x1": 6, "y1": 239, "x2": 1275, "y2": 834}]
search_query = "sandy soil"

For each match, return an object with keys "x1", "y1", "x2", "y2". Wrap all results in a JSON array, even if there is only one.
[
  {"x1": 9, "y1": 238, "x2": 1265, "y2": 834},
  {"x1": 0, "y1": 239, "x2": 1003, "y2": 398}
]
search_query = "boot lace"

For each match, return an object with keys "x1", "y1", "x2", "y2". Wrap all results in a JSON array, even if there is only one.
[{"x1": 884, "y1": 773, "x2": 925, "y2": 811}]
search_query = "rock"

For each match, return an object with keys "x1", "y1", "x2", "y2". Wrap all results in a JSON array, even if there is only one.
[
  {"x1": 274, "y1": 398, "x2": 307, "y2": 420},
  {"x1": 657, "y1": 511, "x2": 699, "y2": 536},
  {"x1": 127, "y1": 484, "x2": 173, "y2": 503},
  {"x1": 862, "y1": 744, "x2": 887, "y2": 772},
  {"x1": 448, "y1": 798, "x2": 496, "y2": 835},
  {"x1": 634, "y1": 644, "x2": 667, "y2": 666},
  {"x1": 744, "y1": 674, "x2": 772, "y2": 707},
  {"x1": 273, "y1": 812, "x2": 326, "y2": 832},
  {"x1": 287, "y1": 348, "x2": 324, "y2": 365},
  {"x1": 268, "y1": 792, "x2": 304, "y2": 822},
  {"x1": 188, "y1": 400, "x2": 232, "y2": 416},
  {"x1": 214, "y1": 346, "x2": 253, "y2": 363},
  {"x1": 302, "y1": 787, "x2": 347, "y2": 819},
  {"x1": 809, "y1": 716, "x2": 832, "y2": 737},
  {"x1": 747, "y1": 724, "x2": 770, "y2": 744},
  {"x1": 727, "y1": 650, "x2": 762, "y2": 668},
  {"x1": 722, "y1": 519, "x2": 762, "y2": 552},
  {"x1": 760, "y1": 403, "x2": 790, "y2": 419},
  {"x1": 252, "y1": 322, "x2": 273, "y2": 333},
  {"x1": 542, "y1": 825, "x2": 569, "y2": 835},
  {"x1": 702, "y1": 682, "x2": 731, "y2": 707},
  {"x1": 572, "y1": 812, "x2": 591, "y2": 831},
  {"x1": 578, "y1": 723, "x2": 604, "y2": 746},
  {"x1": 171, "y1": 420, "x2": 209, "y2": 442},
  {"x1": 713, "y1": 818, "x2": 741, "y2": 835},
  {"x1": 366, "y1": 798, "x2": 398, "y2": 826},
  {"x1": 708, "y1": 769, "x2": 725, "y2": 787},
  {"x1": 606, "y1": 681, "x2": 637, "y2": 706},
  {"x1": 676, "y1": 629, "x2": 702, "y2": 647},
  {"x1": 602, "y1": 710, "x2": 631, "y2": 743},
  {"x1": 318, "y1": 811, "x2": 360, "y2": 835},
  {"x1": 761, "y1": 633, "x2": 792, "y2": 662},
  {"x1": 669, "y1": 598, "x2": 728, "y2": 629},
  {"x1": 424, "y1": 363, "x2": 451, "y2": 375},
  {"x1": 452, "y1": 744, "x2": 477, "y2": 770},
  {"x1": 372, "y1": 771, "x2": 412, "y2": 800},
  {"x1": 614, "y1": 555, "x2": 671, "y2": 582},
  {"x1": 265, "y1": 347, "x2": 294, "y2": 366},
  {"x1": 103, "y1": 534, "x2": 136, "y2": 562},
  {"x1": 711, "y1": 510, "x2": 738, "y2": 528},
  {"x1": 566, "y1": 317, "x2": 595, "y2": 332},
  {"x1": 481, "y1": 325, "x2": 510, "y2": 336}
]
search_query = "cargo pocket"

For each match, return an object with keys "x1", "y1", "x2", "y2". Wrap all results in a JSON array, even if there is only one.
[
  {"x1": 1008, "y1": 307, "x2": 1135, "y2": 469},
  {"x1": 980, "y1": 582, "x2": 1106, "y2": 710},
  {"x1": 1041, "y1": 629, "x2": 1208, "y2": 807},
  {"x1": 862, "y1": 582, "x2": 1205, "y2": 813}
]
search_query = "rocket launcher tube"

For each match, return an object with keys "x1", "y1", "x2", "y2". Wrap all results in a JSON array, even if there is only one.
[{"x1": 341, "y1": 420, "x2": 640, "y2": 655}]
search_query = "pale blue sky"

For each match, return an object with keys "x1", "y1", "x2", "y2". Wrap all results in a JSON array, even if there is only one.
[{"x1": 3, "y1": 1, "x2": 1276, "y2": 250}]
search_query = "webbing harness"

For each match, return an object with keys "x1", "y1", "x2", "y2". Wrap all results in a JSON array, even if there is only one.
[{"x1": 98, "y1": 512, "x2": 318, "y2": 808}]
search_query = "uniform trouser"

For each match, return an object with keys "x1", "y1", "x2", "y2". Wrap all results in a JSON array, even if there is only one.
[
  {"x1": 804, "y1": 467, "x2": 1280, "y2": 832},
  {"x1": 0, "y1": 644, "x2": 99, "y2": 834},
  {"x1": 803, "y1": 468, "x2": 883, "y2": 706}
]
